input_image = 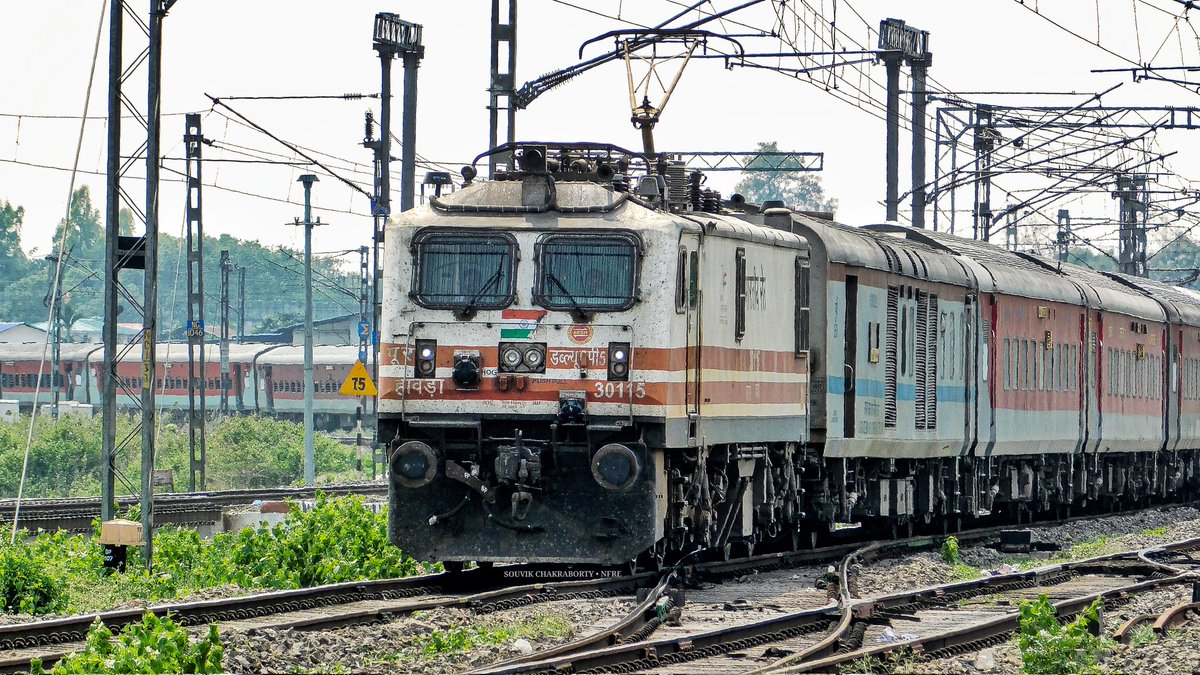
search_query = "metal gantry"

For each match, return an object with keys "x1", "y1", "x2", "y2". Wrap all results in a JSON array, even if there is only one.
[{"x1": 932, "y1": 103, "x2": 1200, "y2": 248}]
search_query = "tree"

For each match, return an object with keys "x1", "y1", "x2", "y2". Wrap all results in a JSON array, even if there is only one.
[
  {"x1": 0, "y1": 200, "x2": 29, "y2": 286},
  {"x1": 257, "y1": 312, "x2": 303, "y2": 333},
  {"x1": 733, "y1": 141, "x2": 837, "y2": 215}
]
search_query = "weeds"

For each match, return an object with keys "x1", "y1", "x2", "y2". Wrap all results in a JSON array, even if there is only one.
[
  {"x1": 1128, "y1": 623, "x2": 1157, "y2": 648},
  {"x1": 838, "y1": 648, "x2": 921, "y2": 674},
  {"x1": 30, "y1": 613, "x2": 222, "y2": 675},
  {"x1": 1017, "y1": 594, "x2": 1111, "y2": 674},
  {"x1": 940, "y1": 535, "x2": 961, "y2": 565}
]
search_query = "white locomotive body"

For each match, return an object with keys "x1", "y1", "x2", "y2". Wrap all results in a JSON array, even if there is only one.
[{"x1": 380, "y1": 144, "x2": 810, "y2": 565}]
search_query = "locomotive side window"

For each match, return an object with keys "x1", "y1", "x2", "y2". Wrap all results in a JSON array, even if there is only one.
[
  {"x1": 412, "y1": 231, "x2": 516, "y2": 310},
  {"x1": 794, "y1": 257, "x2": 810, "y2": 355},
  {"x1": 688, "y1": 250, "x2": 699, "y2": 308},
  {"x1": 734, "y1": 248, "x2": 747, "y2": 340},
  {"x1": 535, "y1": 233, "x2": 640, "y2": 311},
  {"x1": 675, "y1": 248, "x2": 687, "y2": 313}
]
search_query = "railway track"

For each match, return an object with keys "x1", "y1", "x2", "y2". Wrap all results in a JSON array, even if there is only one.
[
  {"x1": 0, "y1": 482, "x2": 389, "y2": 533},
  {"x1": 473, "y1": 529, "x2": 1200, "y2": 675},
  {"x1": 0, "y1": 565, "x2": 651, "y2": 674},
  {"x1": 5, "y1": 506, "x2": 1197, "y2": 674}
]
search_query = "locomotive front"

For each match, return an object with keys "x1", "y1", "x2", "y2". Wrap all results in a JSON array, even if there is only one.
[{"x1": 380, "y1": 151, "x2": 683, "y2": 566}]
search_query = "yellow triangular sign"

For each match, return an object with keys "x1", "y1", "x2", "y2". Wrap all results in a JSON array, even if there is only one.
[{"x1": 340, "y1": 360, "x2": 378, "y2": 397}]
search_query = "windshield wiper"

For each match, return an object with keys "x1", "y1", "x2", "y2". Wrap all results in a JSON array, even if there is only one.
[
  {"x1": 547, "y1": 271, "x2": 591, "y2": 323},
  {"x1": 457, "y1": 266, "x2": 504, "y2": 320}
]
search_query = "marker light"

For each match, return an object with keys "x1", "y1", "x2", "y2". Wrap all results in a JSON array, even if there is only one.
[
  {"x1": 414, "y1": 339, "x2": 437, "y2": 379},
  {"x1": 607, "y1": 342, "x2": 631, "y2": 381}
]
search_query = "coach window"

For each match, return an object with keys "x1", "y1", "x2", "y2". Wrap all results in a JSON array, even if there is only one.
[
  {"x1": 675, "y1": 248, "x2": 687, "y2": 313},
  {"x1": 734, "y1": 248, "x2": 747, "y2": 340},
  {"x1": 535, "y1": 233, "x2": 640, "y2": 313},
  {"x1": 412, "y1": 230, "x2": 516, "y2": 311},
  {"x1": 1003, "y1": 338, "x2": 1011, "y2": 390}
]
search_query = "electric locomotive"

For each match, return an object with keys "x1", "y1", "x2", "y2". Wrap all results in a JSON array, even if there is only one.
[{"x1": 379, "y1": 143, "x2": 813, "y2": 567}]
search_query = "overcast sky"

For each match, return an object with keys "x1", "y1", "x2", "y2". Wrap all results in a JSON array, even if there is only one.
[{"x1": 3, "y1": 0, "x2": 1199, "y2": 264}]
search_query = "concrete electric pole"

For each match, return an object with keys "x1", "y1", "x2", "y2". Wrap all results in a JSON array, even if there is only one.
[{"x1": 297, "y1": 174, "x2": 319, "y2": 485}]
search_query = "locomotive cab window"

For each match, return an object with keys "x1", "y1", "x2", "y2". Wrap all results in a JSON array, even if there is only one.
[
  {"x1": 411, "y1": 230, "x2": 516, "y2": 310},
  {"x1": 535, "y1": 233, "x2": 639, "y2": 311}
]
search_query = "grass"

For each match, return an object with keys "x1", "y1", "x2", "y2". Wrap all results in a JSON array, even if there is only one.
[
  {"x1": 1139, "y1": 526, "x2": 1169, "y2": 537},
  {"x1": 838, "y1": 648, "x2": 922, "y2": 674},
  {"x1": 949, "y1": 563, "x2": 982, "y2": 582},
  {"x1": 1128, "y1": 623, "x2": 1157, "y2": 648}
]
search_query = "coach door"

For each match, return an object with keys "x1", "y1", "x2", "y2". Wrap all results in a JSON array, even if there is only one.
[
  {"x1": 682, "y1": 237, "x2": 702, "y2": 442},
  {"x1": 843, "y1": 275, "x2": 858, "y2": 438}
]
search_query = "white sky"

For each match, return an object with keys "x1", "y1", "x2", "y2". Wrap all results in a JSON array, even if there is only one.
[{"x1": 3, "y1": 0, "x2": 1200, "y2": 263}]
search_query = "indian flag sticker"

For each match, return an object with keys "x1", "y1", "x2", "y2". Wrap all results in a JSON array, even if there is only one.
[{"x1": 500, "y1": 309, "x2": 547, "y2": 340}]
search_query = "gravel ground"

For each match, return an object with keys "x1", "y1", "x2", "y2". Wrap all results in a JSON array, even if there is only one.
[
  {"x1": 217, "y1": 597, "x2": 634, "y2": 674},
  {"x1": 853, "y1": 506, "x2": 1200, "y2": 599}
]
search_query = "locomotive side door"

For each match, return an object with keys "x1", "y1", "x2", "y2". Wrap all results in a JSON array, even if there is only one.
[
  {"x1": 682, "y1": 235, "x2": 702, "y2": 442},
  {"x1": 843, "y1": 275, "x2": 858, "y2": 437}
]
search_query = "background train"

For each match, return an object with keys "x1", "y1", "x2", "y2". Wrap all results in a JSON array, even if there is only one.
[
  {"x1": 381, "y1": 141, "x2": 1200, "y2": 570},
  {"x1": 0, "y1": 342, "x2": 364, "y2": 429}
]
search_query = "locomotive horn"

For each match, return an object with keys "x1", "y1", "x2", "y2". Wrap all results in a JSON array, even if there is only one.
[{"x1": 596, "y1": 162, "x2": 615, "y2": 181}]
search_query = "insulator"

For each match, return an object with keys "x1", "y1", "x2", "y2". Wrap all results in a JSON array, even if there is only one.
[
  {"x1": 703, "y1": 189, "x2": 721, "y2": 213},
  {"x1": 689, "y1": 171, "x2": 704, "y2": 212},
  {"x1": 612, "y1": 174, "x2": 630, "y2": 193}
]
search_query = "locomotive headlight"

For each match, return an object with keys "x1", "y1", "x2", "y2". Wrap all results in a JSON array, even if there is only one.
[
  {"x1": 501, "y1": 346, "x2": 523, "y2": 369},
  {"x1": 607, "y1": 342, "x2": 631, "y2": 381},
  {"x1": 523, "y1": 346, "x2": 544, "y2": 368},
  {"x1": 497, "y1": 342, "x2": 546, "y2": 374},
  {"x1": 414, "y1": 339, "x2": 437, "y2": 379}
]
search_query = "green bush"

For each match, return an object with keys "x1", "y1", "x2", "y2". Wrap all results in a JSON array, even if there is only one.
[
  {"x1": 940, "y1": 535, "x2": 960, "y2": 565},
  {"x1": 208, "y1": 492, "x2": 427, "y2": 589},
  {"x1": 1018, "y1": 594, "x2": 1110, "y2": 674},
  {"x1": 31, "y1": 613, "x2": 222, "y2": 675},
  {"x1": 0, "y1": 540, "x2": 67, "y2": 614},
  {"x1": 3, "y1": 494, "x2": 430, "y2": 617}
]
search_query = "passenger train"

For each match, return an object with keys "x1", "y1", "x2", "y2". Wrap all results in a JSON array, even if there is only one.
[
  {"x1": 379, "y1": 142, "x2": 1200, "y2": 569},
  {"x1": 0, "y1": 342, "x2": 363, "y2": 429}
]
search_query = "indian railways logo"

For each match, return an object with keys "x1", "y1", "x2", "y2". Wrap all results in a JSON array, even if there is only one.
[{"x1": 568, "y1": 324, "x2": 594, "y2": 345}]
